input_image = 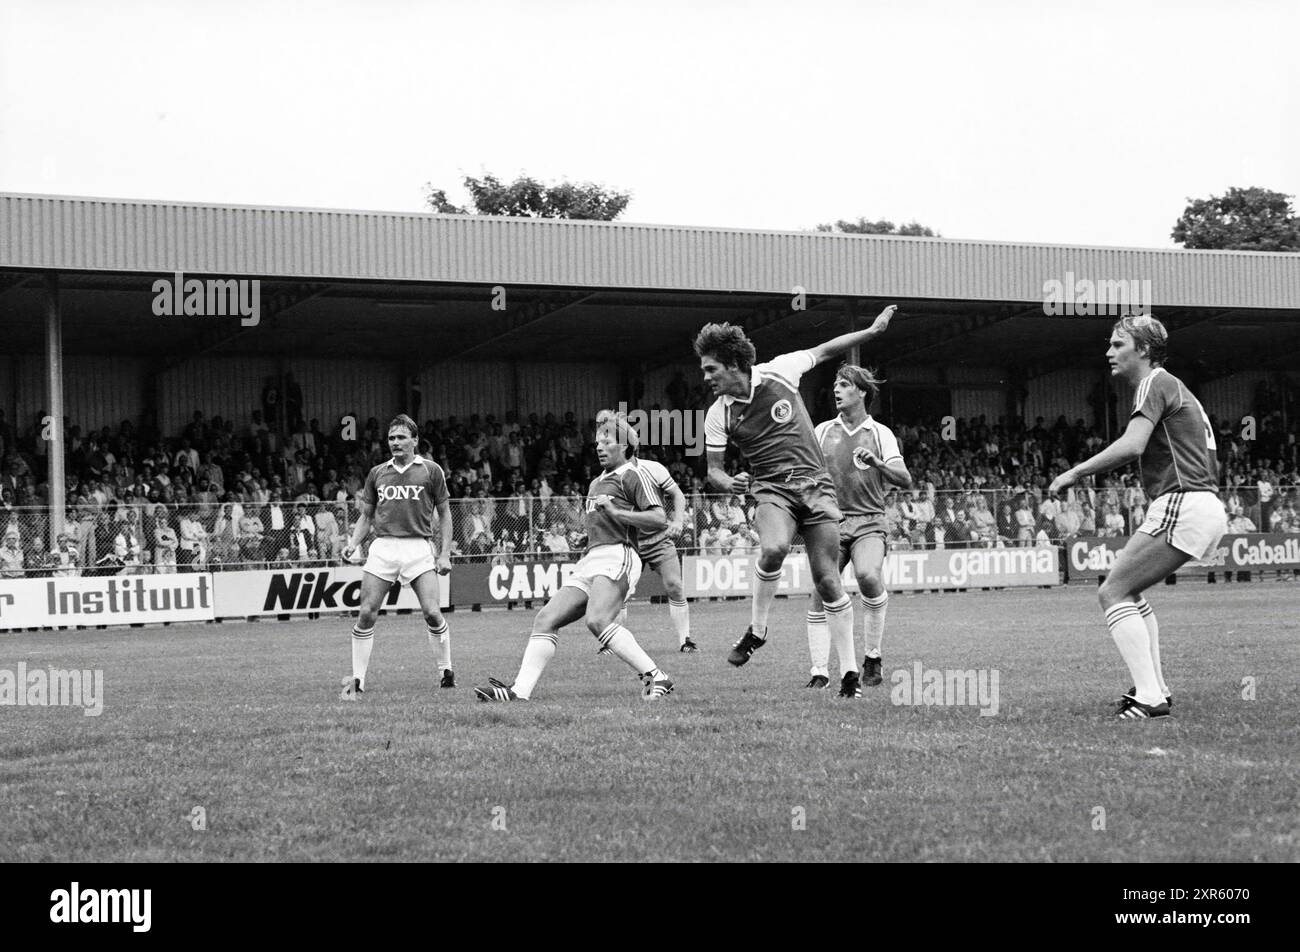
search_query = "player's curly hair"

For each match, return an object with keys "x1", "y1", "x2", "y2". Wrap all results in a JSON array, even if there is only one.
[
  {"x1": 1113, "y1": 314, "x2": 1168, "y2": 366},
  {"x1": 387, "y1": 413, "x2": 419, "y2": 438},
  {"x1": 835, "y1": 364, "x2": 884, "y2": 408},
  {"x1": 693, "y1": 322, "x2": 757, "y2": 372}
]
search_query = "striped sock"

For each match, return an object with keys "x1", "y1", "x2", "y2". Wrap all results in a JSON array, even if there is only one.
[
  {"x1": 597, "y1": 622, "x2": 657, "y2": 676},
  {"x1": 861, "y1": 592, "x2": 888, "y2": 658},
  {"x1": 806, "y1": 608, "x2": 829, "y2": 678},
  {"x1": 751, "y1": 566, "x2": 783, "y2": 639},
  {"x1": 824, "y1": 594, "x2": 857, "y2": 677},
  {"x1": 1105, "y1": 602, "x2": 1162, "y2": 706},
  {"x1": 513, "y1": 632, "x2": 557, "y2": 700},
  {"x1": 1135, "y1": 597, "x2": 1167, "y2": 698},
  {"x1": 427, "y1": 617, "x2": 451, "y2": 671},
  {"x1": 351, "y1": 624, "x2": 375, "y2": 689},
  {"x1": 669, "y1": 598, "x2": 690, "y2": 645}
]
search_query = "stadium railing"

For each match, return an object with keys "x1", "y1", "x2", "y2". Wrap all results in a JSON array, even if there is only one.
[{"x1": 8, "y1": 485, "x2": 1279, "y2": 579}]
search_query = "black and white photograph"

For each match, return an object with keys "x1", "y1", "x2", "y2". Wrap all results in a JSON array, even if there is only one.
[{"x1": 0, "y1": 0, "x2": 1295, "y2": 903}]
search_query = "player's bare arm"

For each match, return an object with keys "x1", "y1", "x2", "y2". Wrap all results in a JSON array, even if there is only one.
[
  {"x1": 594, "y1": 495, "x2": 667, "y2": 532},
  {"x1": 853, "y1": 447, "x2": 913, "y2": 489},
  {"x1": 808, "y1": 304, "x2": 898, "y2": 365},
  {"x1": 706, "y1": 448, "x2": 749, "y2": 493},
  {"x1": 436, "y1": 497, "x2": 453, "y2": 574},
  {"x1": 1049, "y1": 416, "x2": 1154, "y2": 492},
  {"x1": 343, "y1": 501, "x2": 375, "y2": 560},
  {"x1": 666, "y1": 484, "x2": 686, "y2": 535}
]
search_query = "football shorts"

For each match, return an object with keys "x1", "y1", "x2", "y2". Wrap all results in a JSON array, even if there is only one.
[
  {"x1": 839, "y1": 513, "x2": 889, "y2": 567},
  {"x1": 637, "y1": 536, "x2": 680, "y2": 572},
  {"x1": 752, "y1": 474, "x2": 842, "y2": 529},
  {"x1": 363, "y1": 536, "x2": 440, "y2": 585},
  {"x1": 1137, "y1": 490, "x2": 1227, "y2": 560},
  {"x1": 564, "y1": 543, "x2": 642, "y2": 599}
]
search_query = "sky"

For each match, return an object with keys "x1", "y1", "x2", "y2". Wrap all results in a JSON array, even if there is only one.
[{"x1": 1, "y1": 0, "x2": 1296, "y2": 249}]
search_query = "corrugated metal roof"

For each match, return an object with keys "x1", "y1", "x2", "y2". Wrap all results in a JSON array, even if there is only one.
[{"x1": 2, "y1": 193, "x2": 1298, "y2": 308}]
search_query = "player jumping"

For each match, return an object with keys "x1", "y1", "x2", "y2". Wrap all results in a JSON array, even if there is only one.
[
  {"x1": 1048, "y1": 315, "x2": 1227, "y2": 719},
  {"x1": 474, "y1": 417, "x2": 674, "y2": 702},
  {"x1": 695, "y1": 304, "x2": 898, "y2": 699},
  {"x1": 340, "y1": 414, "x2": 454, "y2": 698},
  {"x1": 808, "y1": 365, "x2": 911, "y2": 689}
]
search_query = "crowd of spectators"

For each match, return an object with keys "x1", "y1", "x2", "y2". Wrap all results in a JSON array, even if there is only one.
[{"x1": 1, "y1": 374, "x2": 1298, "y2": 576}]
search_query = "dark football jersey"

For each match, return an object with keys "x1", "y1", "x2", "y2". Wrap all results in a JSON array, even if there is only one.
[
  {"x1": 585, "y1": 461, "x2": 663, "y2": 549},
  {"x1": 815, "y1": 415, "x2": 903, "y2": 517},
  {"x1": 1130, "y1": 368, "x2": 1219, "y2": 498},
  {"x1": 704, "y1": 350, "x2": 829, "y2": 483},
  {"x1": 361, "y1": 456, "x2": 449, "y2": 538}
]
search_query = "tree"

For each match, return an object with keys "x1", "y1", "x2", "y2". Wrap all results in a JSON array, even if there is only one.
[
  {"x1": 816, "y1": 217, "x2": 939, "y2": 237},
  {"x1": 1171, "y1": 186, "x2": 1300, "y2": 252},
  {"x1": 424, "y1": 174, "x2": 631, "y2": 221}
]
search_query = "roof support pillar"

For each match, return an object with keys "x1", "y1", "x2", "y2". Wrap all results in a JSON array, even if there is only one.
[{"x1": 44, "y1": 274, "x2": 66, "y2": 543}]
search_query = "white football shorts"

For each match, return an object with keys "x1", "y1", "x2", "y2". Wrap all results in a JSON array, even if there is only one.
[
  {"x1": 1138, "y1": 490, "x2": 1228, "y2": 560},
  {"x1": 363, "y1": 536, "x2": 440, "y2": 585},
  {"x1": 564, "y1": 543, "x2": 642, "y2": 599}
]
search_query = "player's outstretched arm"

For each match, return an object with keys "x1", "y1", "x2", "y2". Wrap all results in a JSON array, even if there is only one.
[
  {"x1": 1049, "y1": 416, "x2": 1154, "y2": 492},
  {"x1": 808, "y1": 304, "x2": 898, "y2": 366}
]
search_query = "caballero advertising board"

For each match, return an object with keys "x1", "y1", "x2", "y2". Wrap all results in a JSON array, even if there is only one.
[{"x1": 1066, "y1": 534, "x2": 1300, "y2": 579}]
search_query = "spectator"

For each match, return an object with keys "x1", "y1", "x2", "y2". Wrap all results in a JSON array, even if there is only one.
[
  {"x1": 49, "y1": 532, "x2": 81, "y2": 577},
  {"x1": 1, "y1": 529, "x2": 25, "y2": 578}
]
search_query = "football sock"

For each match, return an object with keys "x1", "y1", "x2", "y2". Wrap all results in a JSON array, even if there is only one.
[
  {"x1": 751, "y1": 566, "x2": 783, "y2": 639},
  {"x1": 806, "y1": 608, "x2": 830, "y2": 677},
  {"x1": 669, "y1": 598, "x2": 690, "y2": 645},
  {"x1": 351, "y1": 623, "x2": 375, "y2": 688},
  {"x1": 1105, "y1": 602, "x2": 1163, "y2": 706},
  {"x1": 427, "y1": 617, "x2": 451, "y2": 671},
  {"x1": 824, "y1": 594, "x2": 857, "y2": 676},
  {"x1": 512, "y1": 632, "x2": 558, "y2": 700},
  {"x1": 1135, "y1": 597, "x2": 1167, "y2": 697},
  {"x1": 861, "y1": 592, "x2": 888, "y2": 658},
  {"x1": 618, "y1": 607, "x2": 628, "y2": 628},
  {"x1": 598, "y1": 622, "x2": 657, "y2": 674}
]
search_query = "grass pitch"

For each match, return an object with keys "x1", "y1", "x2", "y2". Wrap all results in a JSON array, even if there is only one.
[{"x1": 1, "y1": 584, "x2": 1296, "y2": 862}]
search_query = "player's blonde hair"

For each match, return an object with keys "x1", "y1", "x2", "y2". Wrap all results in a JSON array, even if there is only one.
[
  {"x1": 595, "y1": 408, "x2": 639, "y2": 454},
  {"x1": 1113, "y1": 314, "x2": 1168, "y2": 366}
]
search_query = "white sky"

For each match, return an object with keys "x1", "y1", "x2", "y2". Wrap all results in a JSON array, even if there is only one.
[{"x1": 1, "y1": 0, "x2": 1296, "y2": 249}]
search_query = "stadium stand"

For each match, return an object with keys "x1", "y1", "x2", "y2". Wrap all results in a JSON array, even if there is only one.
[{"x1": 1, "y1": 397, "x2": 1296, "y2": 577}]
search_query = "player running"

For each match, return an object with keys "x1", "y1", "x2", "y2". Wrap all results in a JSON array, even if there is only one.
[
  {"x1": 474, "y1": 416, "x2": 674, "y2": 702},
  {"x1": 807, "y1": 366, "x2": 911, "y2": 689},
  {"x1": 339, "y1": 414, "x2": 454, "y2": 699},
  {"x1": 695, "y1": 304, "x2": 898, "y2": 699},
  {"x1": 1049, "y1": 315, "x2": 1227, "y2": 719},
  {"x1": 595, "y1": 410, "x2": 697, "y2": 653}
]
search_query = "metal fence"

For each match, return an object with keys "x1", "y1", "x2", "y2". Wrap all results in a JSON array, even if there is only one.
[{"x1": 1, "y1": 486, "x2": 1296, "y2": 579}]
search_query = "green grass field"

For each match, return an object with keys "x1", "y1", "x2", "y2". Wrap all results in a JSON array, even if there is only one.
[{"x1": 1, "y1": 583, "x2": 1296, "y2": 862}]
